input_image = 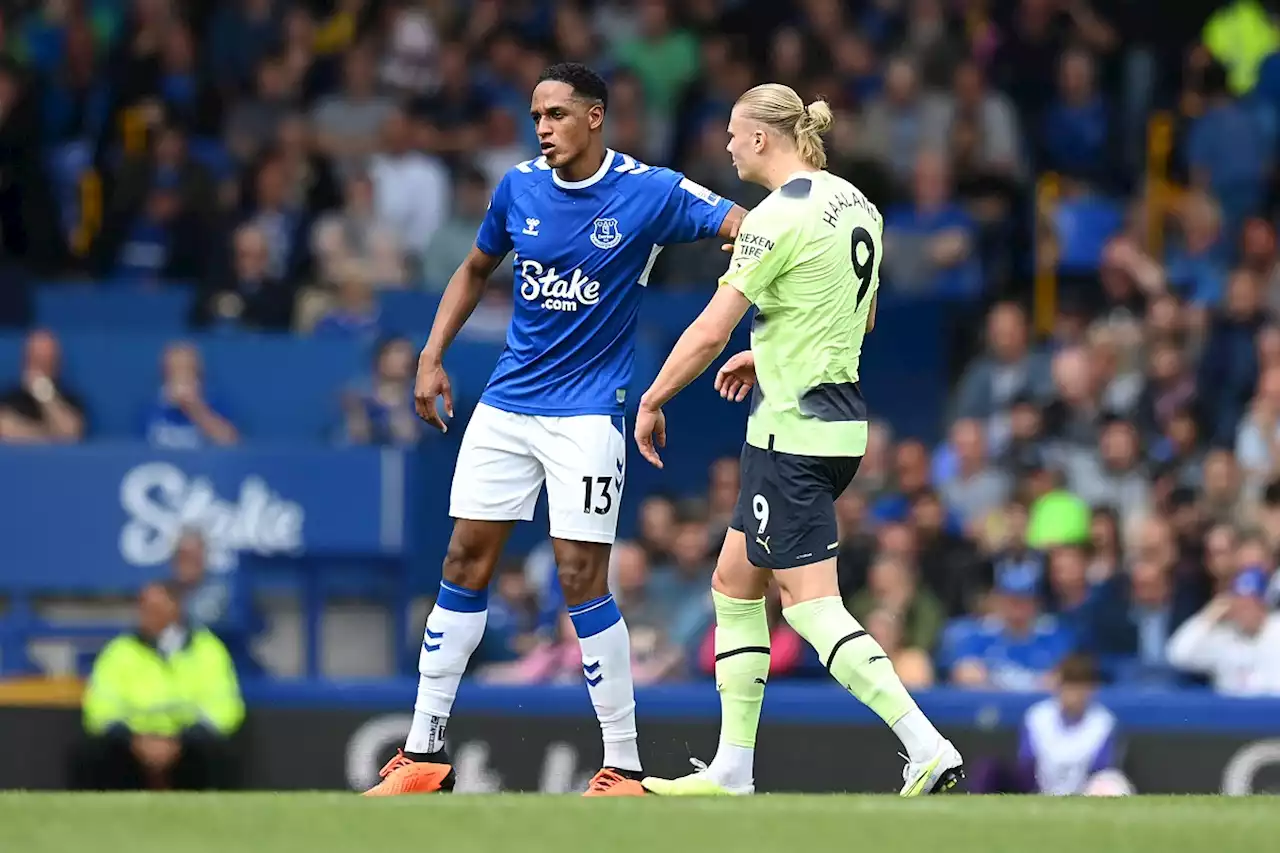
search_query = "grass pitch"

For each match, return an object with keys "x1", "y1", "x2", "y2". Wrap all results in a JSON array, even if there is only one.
[{"x1": 1, "y1": 793, "x2": 1274, "y2": 853}]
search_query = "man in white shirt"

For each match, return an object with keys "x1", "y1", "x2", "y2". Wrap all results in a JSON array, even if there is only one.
[
  {"x1": 369, "y1": 109, "x2": 450, "y2": 262},
  {"x1": 1167, "y1": 568, "x2": 1280, "y2": 696}
]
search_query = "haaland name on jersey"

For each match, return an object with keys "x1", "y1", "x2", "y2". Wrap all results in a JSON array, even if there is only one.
[
  {"x1": 820, "y1": 184, "x2": 880, "y2": 229},
  {"x1": 721, "y1": 171, "x2": 882, "y2": 458},
  {"x1": 474, "y1": 149, "x2": 733, "y2": 417}
]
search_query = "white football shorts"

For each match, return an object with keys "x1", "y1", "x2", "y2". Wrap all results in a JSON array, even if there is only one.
[{"x1": 449, "y1": 402, "x2": 626, "y2": 544}]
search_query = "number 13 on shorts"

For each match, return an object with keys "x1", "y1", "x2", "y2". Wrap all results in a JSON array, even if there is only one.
[{"x1": 545, "y1": 413, "x2": 626, "y2": 545}]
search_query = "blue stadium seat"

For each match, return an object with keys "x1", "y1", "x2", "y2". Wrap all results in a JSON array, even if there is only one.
[
  {"x1": 197, "y1": 335, "x2": 371, "y2": 440},
  {"x1": 1, "y1": 291, "x2": 951, "y2": 444},
  {"x1": 377, "y1": 290, "x2": 441, "y2": 338},
  {"x1": 35, "y1": 284, "x2": 195, "y2": 332},
  {"x1": 0, "y1": 332, "x2": 369, "y2": 441}
]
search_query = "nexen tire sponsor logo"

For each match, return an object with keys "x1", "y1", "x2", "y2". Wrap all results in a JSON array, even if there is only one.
[{"x1": 519, "y1": 259, "x2": 601, "y2": 312}]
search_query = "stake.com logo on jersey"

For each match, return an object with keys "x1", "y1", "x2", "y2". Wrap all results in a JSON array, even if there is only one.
[{"x1": 519, "y1": 258, "x2": 602, "y2": 312}]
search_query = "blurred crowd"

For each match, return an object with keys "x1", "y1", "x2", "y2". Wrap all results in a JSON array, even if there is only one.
[
  {"x1": 476, "y1": 375, "x2": 1280, "y2": 696},
  {"x1": 6, "y1": 0, "x2": 1280, "y2": 694},
  {"x1": 2, "y1": 0, "x2": 1249, "y2": 312}
]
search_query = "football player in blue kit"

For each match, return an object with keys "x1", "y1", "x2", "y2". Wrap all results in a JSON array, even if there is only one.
[{"x1": 365, "y1": 62, "x2": 746, "y2": 797}]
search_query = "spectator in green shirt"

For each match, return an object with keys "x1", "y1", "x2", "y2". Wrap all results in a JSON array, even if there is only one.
[{"x1": 612, "y1": 0, "x2": 700, "y2": 122}]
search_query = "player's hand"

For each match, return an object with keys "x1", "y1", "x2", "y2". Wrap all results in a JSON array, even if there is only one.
[
  {"x1": 132, "y1": 734, "x2": 180, "y2": 771},
  {"x1": 414, "y1": 357, "x2": 454, "y2": 432},
  {"x1": 634, "y1": 404, "x2": 667, "y2": 468},
  {"x1": 1206, "y1": 594, "x2": 1233, "y2": 621},
  {"x1": 714, "y1": 350, "x2": 756, "y2": 402}
]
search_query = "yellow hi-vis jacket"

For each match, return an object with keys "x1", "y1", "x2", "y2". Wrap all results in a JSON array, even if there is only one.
[{"x1": 82, "y1": 628, "x2": 245, "y2": 737}]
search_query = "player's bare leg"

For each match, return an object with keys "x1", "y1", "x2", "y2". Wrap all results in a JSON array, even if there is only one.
[
  {"x1": 365, "y1": 519, "x2": 515, "y2": 796},
  {"x1": 772, "y1": 558, "x2": 964, "y2": 796},
  {"x1": 553, "y1": 537, "x2": 646, "y2": 796},
  {"x1": 644, "y1": 528, "x2": 768, "y2": 795}
]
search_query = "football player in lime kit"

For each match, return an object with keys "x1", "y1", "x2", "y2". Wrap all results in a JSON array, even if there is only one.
[{"x1": 634, "y1": 83, "x2": 964, "y2": 797}]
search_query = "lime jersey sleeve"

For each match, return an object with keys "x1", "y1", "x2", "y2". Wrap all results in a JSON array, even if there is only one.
[{"x1": 719, "y1": 204, "x2": 801, "y2": 303}]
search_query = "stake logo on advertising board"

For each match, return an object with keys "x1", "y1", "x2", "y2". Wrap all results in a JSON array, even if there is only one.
[{"x1": 118, "y1": 462, "x2": 305, "y2": 571}]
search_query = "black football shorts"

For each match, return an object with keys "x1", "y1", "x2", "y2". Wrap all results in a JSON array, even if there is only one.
[{"x1": 729, "y1": 440, "x2": 862, "y2": 570}]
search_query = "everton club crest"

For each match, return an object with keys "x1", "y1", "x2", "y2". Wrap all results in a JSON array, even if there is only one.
[{"x1": 590, "y1": 218, "x2": 622, "y2": 250}]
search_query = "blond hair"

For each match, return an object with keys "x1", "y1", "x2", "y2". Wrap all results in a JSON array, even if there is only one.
[{"x1": 735, "y1": 83, "x2": 833, "y2": 169}]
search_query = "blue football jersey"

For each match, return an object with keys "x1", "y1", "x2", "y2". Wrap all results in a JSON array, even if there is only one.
[
  {"x1": 474, "y1": 149, "x2": 734, "y2": 416},
  {"x1": 942, "y1": 615, "x2": 1074, "y2": 690}
]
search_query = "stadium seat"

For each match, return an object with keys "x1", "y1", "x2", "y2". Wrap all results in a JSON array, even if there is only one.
[
  {"x1": 377, "y1": 290, "x2": 441, "y2": 338},
  {"x1": 0, "y1": 332, "x2": 370, "y2": 441},
  {"x1": 35, "y1": 284, "x2": 196, "y2": 332}
]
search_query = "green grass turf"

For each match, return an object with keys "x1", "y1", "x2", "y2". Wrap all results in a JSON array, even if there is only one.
[{"x1": 0, "y1": 793, "x2": 1274, "y2": 853}]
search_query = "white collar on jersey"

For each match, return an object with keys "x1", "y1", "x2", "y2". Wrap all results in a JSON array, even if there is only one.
[{"x1": 552, "y1": 149, "x2": 617, "y2": 190}]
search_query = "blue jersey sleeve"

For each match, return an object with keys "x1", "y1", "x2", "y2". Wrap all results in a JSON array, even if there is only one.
[
  {"x1": 475, "y1": 171, "x2": 515, "y2": 258},
  {"x1": 650, "y1": 168, "x2": 733, "y2": 245}
]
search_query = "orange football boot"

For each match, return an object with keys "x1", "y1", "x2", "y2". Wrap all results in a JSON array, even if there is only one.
[
  {"x1": 363, "y1": 750, "x2": 456, "y2": 796},
  {"x1": 583, "y1": 768, "x2": 646, "y2": 797}
]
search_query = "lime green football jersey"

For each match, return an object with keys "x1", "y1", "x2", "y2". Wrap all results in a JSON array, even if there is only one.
[{"x1": 720, "y1": 170, "x2": 882, "y2": 457}]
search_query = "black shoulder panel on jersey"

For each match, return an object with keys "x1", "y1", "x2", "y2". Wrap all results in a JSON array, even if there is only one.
[{"x1": 780, "y1": 178, "x2": 812, "y2": 199}]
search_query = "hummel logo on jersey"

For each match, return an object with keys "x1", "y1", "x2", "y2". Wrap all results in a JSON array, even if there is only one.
[
  {"x1": 523, "y1": 217, "x2": 540, "y2": 236},
  {"x1": 590, "y1": 218, "x2": 622, "y2": 250},
  {"x1": 519, "y1": 258, "x2": 601, "y2": 312}
]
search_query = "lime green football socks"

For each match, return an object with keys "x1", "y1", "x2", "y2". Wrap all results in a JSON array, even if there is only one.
[
  {"x1": 676, "y1": 592, "x2": 942, "y2": 797},
  {"x1": 711, "y1": 590, "x2": 771, "y2": 751},
  {"x1": 781, "y1": 596, "x2": 915, "y2": 726},
  {"x1": 668, "y1": 590, "x2": 772, "y2": 791}
]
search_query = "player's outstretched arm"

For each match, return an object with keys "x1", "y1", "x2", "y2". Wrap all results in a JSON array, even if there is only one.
[
  {"x1": 635, "y1": 285, "x2": 753, "y2": 468},
  {"x1": 718, "y1": 204, "x2": 748, "y2": 250},
  {"x1": 651, "y1": 169, "x2": 745, "y2": 253},
  {"x1": 414, "y1": 246, "x2": 504, "y2": 431}
]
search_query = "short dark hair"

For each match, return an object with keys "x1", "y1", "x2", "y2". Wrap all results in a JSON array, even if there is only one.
[
  {"x1": 1053, "y1": 541, "x2": 1094, "y2": 561},
  {"x1": 372, "y1": 336, "x2": 410, "y2": 368},
  {"x1": 674, "y1": 497, "x2": 709, "y2": 525},
  {"x1": 142, "y1": 580, "x2": 182, "y2": 604},
  {"x1": 1202, "y1": 59, "x2": 1230, "y2": 98},
  {"x1": 456, "y1": 163, "x2": 488, "y2": 188},
  {"x1": 909, "y1": 487, "x2": 941, "y2": 508},
  {"x1": 537, "y1": 62, "x2": 608, "y2": 112},
  {"x1": 1058, "y1": 653, "x2": 1099, "y2": 686}
]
